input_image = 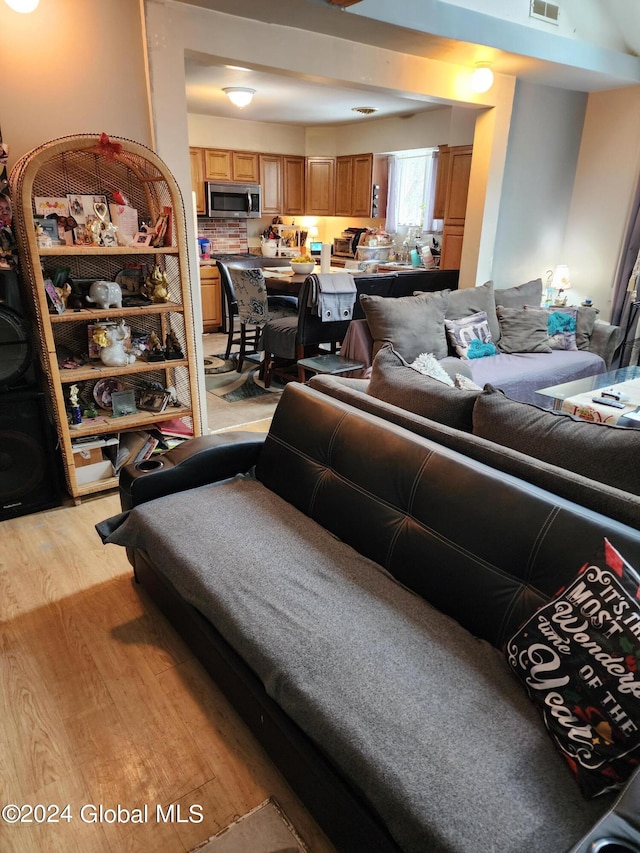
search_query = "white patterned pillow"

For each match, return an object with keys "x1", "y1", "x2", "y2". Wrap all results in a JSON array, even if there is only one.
[
  {"x1": 455, "y1": 373, "x2": 483, "y2": 391},
  {"x1": 444, "y1": 310, "x2": 497, "y2": 359},
  {"x1": 409, "y1": 352, "x2": 454, "y2": 386}
]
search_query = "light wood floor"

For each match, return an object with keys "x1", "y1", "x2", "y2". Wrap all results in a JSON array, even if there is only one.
[{"x1": 0, "y1": 496, "x2": 334, "y2": 849}]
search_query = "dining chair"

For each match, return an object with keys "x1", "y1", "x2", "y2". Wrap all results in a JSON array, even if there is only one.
[
  {"x1": 261, "y1": 275, "x2": 353, "y2": 387},
  {"x1": 227, "y1": 266, "x2": 270, "y2": 372},
  {"x1": 218, "y1": 261, "x2": 298, "y2": 367}
]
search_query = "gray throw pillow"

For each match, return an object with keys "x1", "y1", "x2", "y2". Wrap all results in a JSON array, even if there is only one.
[
  {"x1": 446, "y1": 280, "x2": 500, "y2": 344},
  {"x1": 495, "y1": 305, "x2": 552, "y2": 354},
  {"x1": 367, "y1": 343, "x2": 481, "y2": 431},
  {"x1": 472, "y1": 387, "x2": 640, "y2": 494},
  {"x1": 360, "y1": 290, "x2": 450, "y2": 362},
  {"x1": 493, "y1": 278, "x2": 543, "y2": 310},
  {"x1": 576, "y1": 305, "x2": 598, "y2": 350}
]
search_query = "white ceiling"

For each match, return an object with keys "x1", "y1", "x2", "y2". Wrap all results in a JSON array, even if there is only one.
[{"x1": 180, "y1": 0, "x2": 640, "y2": 126}]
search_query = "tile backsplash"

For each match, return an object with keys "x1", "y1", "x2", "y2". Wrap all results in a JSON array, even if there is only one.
[{"x1": 197, "y1": 218, "x2": 248, "y2": 254}]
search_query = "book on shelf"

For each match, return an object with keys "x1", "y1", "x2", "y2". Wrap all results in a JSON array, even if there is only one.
[
  {"x1": 114, "y1": 430, "x2": 150, "y2": 474},
  {"x1": 155, "y1": 417, "x2": 193, "y2": 438}
]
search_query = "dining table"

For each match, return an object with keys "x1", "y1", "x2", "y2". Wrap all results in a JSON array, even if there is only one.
[{"x1": 262, "y1": 265, "x2": 355, "y2": 296}]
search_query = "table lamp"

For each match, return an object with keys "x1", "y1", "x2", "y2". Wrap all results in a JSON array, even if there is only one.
[{"x1": 551, "y1": 265, "x2": 571, "y2": 306}]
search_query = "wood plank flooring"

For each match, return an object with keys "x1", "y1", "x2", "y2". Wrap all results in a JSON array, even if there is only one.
[{"x1": 0, "y1": 495, "x2": 335, "y2": 853}]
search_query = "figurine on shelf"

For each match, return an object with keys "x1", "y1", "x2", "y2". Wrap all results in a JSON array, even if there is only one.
[
  {"x1": 146, "y1": 330, "x2": 165, "y2": 362},
  {"x1": 69, "y1": 384, "x2": 82, "y2": 426},
  {"x1": 149, "y1": 265, "x2": 170, "y2": 303},
  {"x1": 165, "y1": 330, "x2": 184, "y2": 360},
  {"x1": 93, "y1": 319, "x2": 136, "y2": 367}
]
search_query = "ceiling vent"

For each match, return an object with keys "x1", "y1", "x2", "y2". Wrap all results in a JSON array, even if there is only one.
[
  {"x1": 530, "y1": 0, "x2": 559, "y2": 24},
  {"x1": 351, "y1": 107, "x2": 378, "y2": 115}
]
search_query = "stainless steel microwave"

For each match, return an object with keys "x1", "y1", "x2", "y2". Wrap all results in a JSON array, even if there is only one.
[{"x1": 204, "y1": 181, "x2": 262, "y2": 219}]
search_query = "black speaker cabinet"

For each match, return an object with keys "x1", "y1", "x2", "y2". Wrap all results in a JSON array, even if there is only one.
[
  {"x1": 0, "y1": 389, "x2": 61, "y2": 521},
  {"x1": 0, "y1": 269, "x2": 37, "y2": 391}
]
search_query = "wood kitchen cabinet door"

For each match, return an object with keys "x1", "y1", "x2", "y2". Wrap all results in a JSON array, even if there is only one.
[
  {"x1": 283, "y1": 156, "x2": 305, "y2": 216},
  {"x1": 432, "y1": 145, "x2": 451, "y2": 221},
  {"x1": 204, "y1": 149, "x2": 232, "y2": 181},
  {"x1": 306, "y1": 157, "x2": 335, "y2": 216},
  {"x1": 260, "y1": 154, "x2": 283, "y2": 216},
  {"x1": 232, "y1": 151, "x2": 259, "y2": 183},
  {"x1": 440, "y1": 224, "x2": 465, "y2": 270},
  {"x1": 334, "y1": 156, "x2": 353, "y2": 216},
  {"x1": 200, "y1": 265, "x2": 222, "y2": 332},
  {"x1": 189, "y1": 147, "x2": 206, "y2": 215},
  {"x1": 351, "y1": 154, "x2": 374, "y2": 217},
  {"x1": 444, "y1": 145, "x2": 472, "y2": 226}
]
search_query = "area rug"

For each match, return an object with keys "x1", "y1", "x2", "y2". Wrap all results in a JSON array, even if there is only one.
[
  {"x1": 189, "y1": 798, "x2": 309, "y2": 853},
  {"x1": 205, "y1": 353, "x2": 285, "y2": 403}
]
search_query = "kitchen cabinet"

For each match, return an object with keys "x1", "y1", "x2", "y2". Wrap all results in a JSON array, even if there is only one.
[
  {"x1": 11, "y1": 133, "x2": 201, "y2": 501},
  {"x1": 259, "y1": 154, "x2": 283, "y2": 216},
  {"x1": 440, "y1": 145, "x2": 473, "y2": 270},
  {"x1": 203, "y1": 149, "x2": 260, "y2": 183},
  {"x1": 305, "y1": 157, "x2": 335, "y2": 216},
  {"x1": 200, "y1": 265, "x2": 222, "y2": 332},
  {"x1": 282, "y1": 156, "x2": 306, "y2": 216},
  {"x1": 189, "y1": 147, "x2": 206, "y2": 215},
  {"x1": 432, "y1": 144, "x2": 451, "y2": 221},
  {"x1": 334, "y1": 153, "x2": 388, "y2": 218}
]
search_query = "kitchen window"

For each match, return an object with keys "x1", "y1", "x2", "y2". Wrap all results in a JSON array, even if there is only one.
[{"x1": 386, "y1": 148, "x2": 438, "y2": 233}]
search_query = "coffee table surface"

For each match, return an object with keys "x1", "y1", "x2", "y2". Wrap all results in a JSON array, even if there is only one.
[{"x1": 536, "y1": 366, "x2": 640, "y2": 405}]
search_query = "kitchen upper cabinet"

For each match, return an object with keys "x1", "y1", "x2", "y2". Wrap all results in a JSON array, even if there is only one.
[
  {"x1": 306, "y1": 157, "x2": 335, "y2": 216},
  {"x1": 204, "y1": 149, "x2": 232, "y2": 181},
  {"x1": 334, "y1": 153, "x2": 388, "y2": 218},
  {"x1": 433, "y1": 145, "x2": 451, "y2": 221},
  {"x1": 335, "y1": 156, "x2": 353, "y2": 216},
  {"x1": 282, "y1": 156, "x2": 305, "y2": 216},
  {"x1": 232, "y1": 151, "x2": 259, "y2": 183},
  {"x1": 259, "y1": 154, "x2": 283, "y2": 216},
  {"x1": 203, "y1": 149, "x2": 259, "y2": 183},
  {"x1": 189, "y1": 148, "x2": 206, "y2": 215}
]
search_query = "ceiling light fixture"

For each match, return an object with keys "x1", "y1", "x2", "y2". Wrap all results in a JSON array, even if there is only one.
[
  {"x1": 222, "y1": 87, "x2": 255, "y2": 108},
  {"x1": 4, "y1": 0, "x2": 39, "y2": 11},
  {"x1": 351, "y1": 107, "x2": 378, "y2": 116},
  {"x1": 471, "y1": 63, "x2": 494, "y2": 94}
]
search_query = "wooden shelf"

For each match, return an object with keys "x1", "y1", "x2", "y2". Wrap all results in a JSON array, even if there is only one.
[
  {"x1": 38, "y1": 246, "x2": 179, "y2": 257},
  {"x1": 59, "y1": 358, "x2": 188, "y2": 384},
  {"x1": 68, "y1": 406, "x2": 192, "y2": 439},
  {"x1": 49, "y1": 302, "x2": 183, "y2": 323}
]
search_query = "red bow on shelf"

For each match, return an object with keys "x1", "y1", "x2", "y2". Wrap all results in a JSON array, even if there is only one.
[{"x1": 92, "y1": 133, "x2": 123, "y2": 161}]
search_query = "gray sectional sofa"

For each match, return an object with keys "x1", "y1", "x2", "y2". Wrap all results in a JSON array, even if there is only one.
[
  {"x1": 98, "y1": 383, "x2": 640, "y2": 853},
  {"x1": 353, "y1": 278, "x2": 622, "y2": 406}
]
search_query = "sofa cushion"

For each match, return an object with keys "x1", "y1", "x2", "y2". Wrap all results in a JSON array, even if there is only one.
[
  {"x1": 576, "y1": 305, "x2": 599, "y2": 350},
  {"x1": 494, "y1": 278, "x2": 543, "y2": 310},
  {"x1": 506, "y1": 538, "x2": 640, "y2": 799},
  {"x1": 526, "y1": 305, "x2": 579, "y2": 351},
  {"x1": 360, "y1": 290, "x2": 450, "y2": 361},
  {"x1": 446, "y1": 280, "x2": 501, "y2": 343},
  {"x1": 472, "y1": 386, "x2": 640, "y2": 494},
  {"x1": 444, "y1": 310, "x2": 497, "y2": 359},
  {"x1": 367, "y1": 343, "x2": 480, "y2": 430},
  {"x1": 496, "y1": 305, "x2": 553, "y2": 354}
]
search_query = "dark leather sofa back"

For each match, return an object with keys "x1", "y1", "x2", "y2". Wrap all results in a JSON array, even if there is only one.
[{"x1": 256, "y1": 383, "x2": 640, "y2": 650}]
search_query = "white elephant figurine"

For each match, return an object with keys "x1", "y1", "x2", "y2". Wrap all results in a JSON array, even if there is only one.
[
  {"x1": 87, "y1": 280, "x2": 122, "y2": 309},
  {"x1": 93, "y1": 320, "x2": 136, "y2": 367}
]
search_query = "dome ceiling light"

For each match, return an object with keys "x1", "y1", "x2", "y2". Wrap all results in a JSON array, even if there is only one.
[
  {"x1": 471, "y1": 64, "x2": 494, "y2": 94},
  {"x1": 4, "y1": 0, "x2": 39, "y2": 10},
  {"x1": 222, "y1": 87, "x2": 256, "y2": 108}
]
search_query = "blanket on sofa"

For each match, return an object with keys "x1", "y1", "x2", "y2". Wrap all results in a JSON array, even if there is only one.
[{"x1": 100, "y1": 473, "x2": 609, "y2": 853}]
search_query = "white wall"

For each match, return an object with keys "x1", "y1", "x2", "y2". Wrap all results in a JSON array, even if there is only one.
[
  {"x1": 564, "y1": 86, "x2": 640, "y2": 319},
  {"x1": 188, "y1": 114, "x2": 306, "y2": 154},
  {"x1": 1, "y1": 0, "x2": 151, "y2": 171},
  {"x1": 491, "y1": 81, "x2": 587, "y2": 290}
]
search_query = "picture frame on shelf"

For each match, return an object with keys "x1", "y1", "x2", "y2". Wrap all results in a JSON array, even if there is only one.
[
  {"x1": 110, "y1": 389, "x2": 138, "y2": 418},
  {"x1": 137, "y1": 389, "x2": 170, "y2": 413},
  {"x1": 34, "y1": 196, "x2": 69, "y2": 219},
  {"x1": 34, "y1": 217, "x2": 60, "y2": 245},
  {"x1": 133, "y1": 231, "x2": 153, "y2": 247},
  {"x1": 43, "y1": 278, "x2": 66, "y2": 314}
]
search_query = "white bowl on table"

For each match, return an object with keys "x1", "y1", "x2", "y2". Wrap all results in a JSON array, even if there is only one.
[{"x1": 290, "y1": 261, "x2": 315, "y2": 275}]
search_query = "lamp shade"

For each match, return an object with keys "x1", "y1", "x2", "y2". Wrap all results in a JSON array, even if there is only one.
[
  {"x1": 222, "y1": 87, "x2": 255, "y2": 108},
  {"x1": 551, "y1": 264, "x2": 571, "y2": 290}
]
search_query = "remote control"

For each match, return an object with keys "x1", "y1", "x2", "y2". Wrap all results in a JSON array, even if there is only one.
[{"x1": 591, "y1": 396, "x2": 626, "y2": 409}]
